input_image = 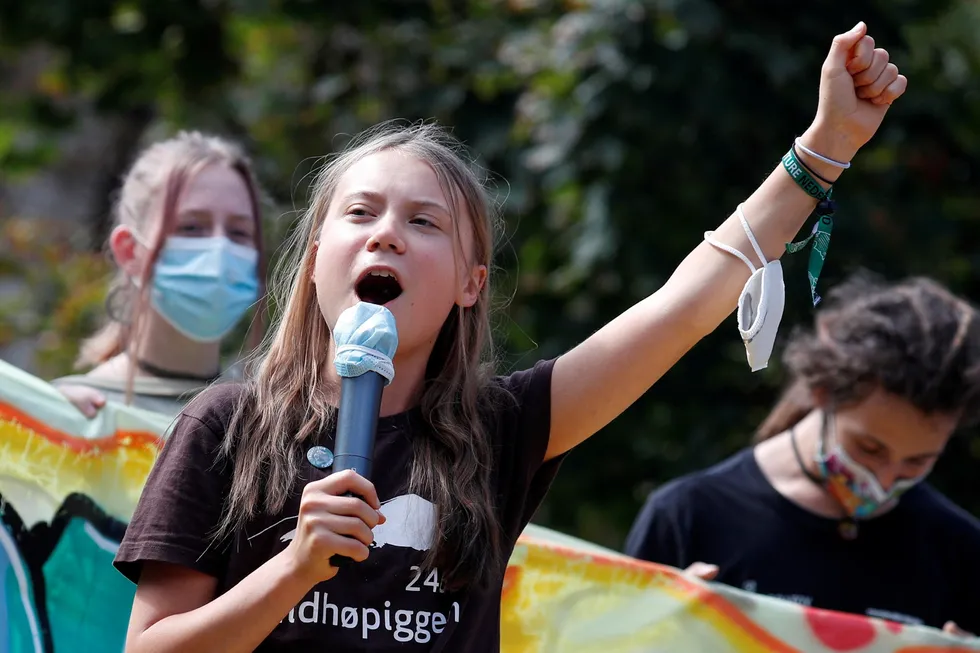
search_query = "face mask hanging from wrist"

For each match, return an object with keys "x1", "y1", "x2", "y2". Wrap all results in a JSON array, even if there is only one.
[
  {"x1": 135, "y1": 236, "x2": 260, "y2": 342},
  {"x1": 704, "y1": 204, "x2": 786, "y2": 371}
]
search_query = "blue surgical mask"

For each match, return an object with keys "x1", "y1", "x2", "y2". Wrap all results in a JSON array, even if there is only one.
[{"x1": 149, "y1": 236, "x2": 259, "y2": 342}]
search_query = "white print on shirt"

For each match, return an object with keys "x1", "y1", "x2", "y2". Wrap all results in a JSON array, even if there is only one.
[
  {"x1": 282, "y1": 590, "x2": 461, "y2": 644},
  {"x1": 280, "y1": 493, "x2": 436, "y2": 551}
]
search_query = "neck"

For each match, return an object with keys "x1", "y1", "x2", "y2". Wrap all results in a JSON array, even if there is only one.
[
  {"x1": 788, "y1": 409, "x2": 826, "y2": 479},
  {"x1": 133, "y1": 311, "x2": 223, "y2": 380},
  {"x1": 754, "y1": 409, "x2": 844, "y2": 519}
]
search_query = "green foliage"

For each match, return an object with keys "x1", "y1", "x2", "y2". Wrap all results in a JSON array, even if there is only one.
[
  {"x1": 0, "y1": 219, "x2": 112, "y2": 378},
  {"x1": 3, "y1": 0, "x2": 980, "y2": 547}
]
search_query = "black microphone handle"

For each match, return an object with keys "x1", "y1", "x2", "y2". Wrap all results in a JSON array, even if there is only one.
[{"x1": 329, "y1": 371, "x2": 385, "y2": 567}]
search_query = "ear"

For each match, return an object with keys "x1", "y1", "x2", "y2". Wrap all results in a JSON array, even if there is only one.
[
  {"x1": 457, "y1": 264, "x2": 487, "y2": 308},
  {"x1": 108, "y1": 225, "x2": 145, "y2": 278}
]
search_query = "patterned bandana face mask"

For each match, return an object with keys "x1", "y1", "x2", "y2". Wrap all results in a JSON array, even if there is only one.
[{"x1": 815, "y1": 411, "x2": 921, "y2": 519}]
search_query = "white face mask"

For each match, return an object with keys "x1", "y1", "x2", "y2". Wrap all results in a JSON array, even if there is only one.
[{"x1": 705, "y1": 204, "x2": 786, "y2": 371}]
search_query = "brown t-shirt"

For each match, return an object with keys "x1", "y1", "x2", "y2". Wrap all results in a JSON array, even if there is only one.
[{"x1": 114, "y1": 358, "x2": 561, "y2": 652}]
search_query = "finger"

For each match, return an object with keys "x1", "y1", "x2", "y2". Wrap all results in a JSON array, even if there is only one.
[
  {"x1": 92, "y1": 391, "x2": 106, "y2": 408},
  {"x1": 302, "y1": 489, "x2": 385, "y2": 529},
  {"x1": 826, "y1": 21, "x2": 868, "y2": 71},
  {"x1": 857, "y1": 62, "x2": 898, "y2": 99},
  {"x1": 942, "y1": 621, "x2": 972, "y2": 637},
  {"x1": 684, "y1": 562, "x2": 720, "y2": 581},
  {"x1": 871, "y1": 74, "x2": 908, "y2": 106},
  {"x1": 320, "y1": 514, "x2": 377, "y2": 547},
  {"x1": 326, "y1": 532, "x2": 372, "y2": 563},
  {"x1": 852, "y1": 48, "x2": 889, "y2": 87},
  {"x1": 310, "y1": 470, "x2": 382, "y2": 509},
  {"x1": 307, "y1": 494, "x2": 382, "y2": 529},
  {"x1": 846, "y1": 35, "x2": 876, "y2": 75}
]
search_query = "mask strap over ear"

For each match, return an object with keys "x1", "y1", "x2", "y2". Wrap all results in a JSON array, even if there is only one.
[{"x1": 704, "y1": 204, "x2": 769, "y2": 270}]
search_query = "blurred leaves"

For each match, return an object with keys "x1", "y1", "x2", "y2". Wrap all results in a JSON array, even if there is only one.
[
  {"x1": 2, "y1": 0, "x2": 980, "y2": 547},
  {"x1": 0, "y1": 219, "x2": 112, "y2": 377}
]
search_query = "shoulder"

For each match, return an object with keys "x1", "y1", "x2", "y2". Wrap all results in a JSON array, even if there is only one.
[
  {"x1": 179, "y1": 382, "x2": 248, "y2": 430},
  {"x1": 478, "y1": 358, "x2": 556, "y2": 433},
  {"x1": 154, "y1": 382, "x2": 249, "y2": 467},
  {"x1": 644, "y1": 448, "x2": 756, "y2": 508},
  {"x1": 903, "y1": 483, "x2": 980, "y2": 539},
  {"x1": 489, "y1": 358, "x2": 556, "y2": 401}
]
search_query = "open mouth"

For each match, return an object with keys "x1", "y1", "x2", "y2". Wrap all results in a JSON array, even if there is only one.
[{"x1": 355, "y1": 270, "x2": 403, "y2": 305}]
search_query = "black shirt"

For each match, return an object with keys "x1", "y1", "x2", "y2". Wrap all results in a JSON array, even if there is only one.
[
  {"x1": 624, "y1": 447, "x2": 980, "y2": 633},
  {"x1": 115, "y1": 358, "x2": 562, "y2": 652}
]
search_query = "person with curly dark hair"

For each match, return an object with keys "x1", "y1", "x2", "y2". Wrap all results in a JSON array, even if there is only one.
[{"x1": 625, "y1": 271, "x2": 980, "y2": 637}]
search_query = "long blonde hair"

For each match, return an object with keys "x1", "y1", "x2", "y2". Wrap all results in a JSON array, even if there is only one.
[
  {"x1": 77, "y1": 131, "x2": 268, "y2": 385},
  {"x1": 216, "y1": 121, "x2": 507, "y2": 590}
]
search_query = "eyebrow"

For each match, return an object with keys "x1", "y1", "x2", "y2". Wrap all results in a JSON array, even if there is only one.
[
  {"x1": 340, "y1": 190, "x2": 451, "y2": 216},
  {"x1": 178, "y1": 208, "x2": 255, "y2": 225}
]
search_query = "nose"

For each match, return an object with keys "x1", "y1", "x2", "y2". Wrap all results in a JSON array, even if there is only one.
[
  {"x1": 366, "y1": 214, "x2": 406, "y2": 254},
  {"x1": 874, "y1": 464, "x2": 901, "y2": 492}
]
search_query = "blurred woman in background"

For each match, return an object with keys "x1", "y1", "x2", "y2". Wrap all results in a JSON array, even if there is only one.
[
  {"x1": 625, "y1": 272, "x2": 980, "y2": 636},
  {"x1": 53, "y1": 131, "x2": 268, "y2": 418}
]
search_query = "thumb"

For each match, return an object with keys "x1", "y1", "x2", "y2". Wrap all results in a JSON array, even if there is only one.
[{"x1": 826, "y1": 21, "x2": 867, "y2": 70}]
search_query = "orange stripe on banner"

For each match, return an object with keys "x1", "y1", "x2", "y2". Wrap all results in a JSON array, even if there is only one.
[
  {"x1": 517, "y1": 537, "x2": 801, "y2": 653},
  {"x1": 0, "y1": 402, "x2": 163, "y2": 453},
  {"x1": 666, "y1": 573, "x2": 802, "y2": 653}
]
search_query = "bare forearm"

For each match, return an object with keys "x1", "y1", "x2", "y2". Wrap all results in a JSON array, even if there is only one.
[
  {"x1": 663, "y1": 121, "x2": 853, "y2": 334},
  {"x1": 129, "y1": 552, "x2": 310, "y2": 653},
  {"x1": 547, "y1": 123, "x2": 857, "y2": 458}
]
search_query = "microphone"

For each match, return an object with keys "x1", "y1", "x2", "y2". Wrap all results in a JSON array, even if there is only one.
[{"x1": 328, "y1": 301, "x2": 398, "y2": 567}]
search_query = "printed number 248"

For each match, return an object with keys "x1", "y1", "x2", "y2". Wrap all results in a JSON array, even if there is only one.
[{"x1": 405, "y1": 566, "x2": 445, "y2": 593}]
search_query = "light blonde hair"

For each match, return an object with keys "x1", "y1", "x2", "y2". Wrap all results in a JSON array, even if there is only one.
[
  {"x1": 215, "y1": 120, "x2": 508, "y2": 590},
  {"x1": 77, "y1": 131, "x2": 268, "y2": 392}
]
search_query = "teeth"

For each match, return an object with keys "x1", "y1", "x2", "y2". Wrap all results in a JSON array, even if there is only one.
[{"x1": 368, "y1": 270, "x2": 393, "y2": 278}]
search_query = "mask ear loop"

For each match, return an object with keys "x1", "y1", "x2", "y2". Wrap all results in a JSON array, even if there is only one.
[
  {"x1": 817, "y1": 404, "x2": 861, "y2": 539},
  {"x1": 704, "y1": 204, "x2": 770, "y2": 272}
]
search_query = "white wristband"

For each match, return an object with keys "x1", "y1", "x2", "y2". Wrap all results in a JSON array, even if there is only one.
[{"x1": 795, "y1": 137, "x2": 851, "y2": 169}]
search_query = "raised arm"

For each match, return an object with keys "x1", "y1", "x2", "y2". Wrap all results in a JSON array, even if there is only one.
[{"x1": 546, "y1": 22, "x2": 907, "y2": 460}]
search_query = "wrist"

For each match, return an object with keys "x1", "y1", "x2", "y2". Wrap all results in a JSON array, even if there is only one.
[
  {"x1": 798, "y1": 121, "x2": 859, "y2": 185},
  {"x1": 276, "y1": 545, "x2": 316, "y2": 593}
]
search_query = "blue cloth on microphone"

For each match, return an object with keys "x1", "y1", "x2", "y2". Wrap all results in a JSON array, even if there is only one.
[{"x1": 333, "y1": 302, "x2": 399, "y2": 384}]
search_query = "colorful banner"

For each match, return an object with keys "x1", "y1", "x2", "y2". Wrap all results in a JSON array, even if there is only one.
[{"x1": 0, "y1": 358, "x2": 977, "y2": 653}]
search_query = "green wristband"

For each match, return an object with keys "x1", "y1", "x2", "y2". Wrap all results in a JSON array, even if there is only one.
[
  {"x1": 781, "y1": 148, "x2": 830, "y2": 201},
  {"x1": 786, "y1": 201, "x2": 834, "y2": 306}
]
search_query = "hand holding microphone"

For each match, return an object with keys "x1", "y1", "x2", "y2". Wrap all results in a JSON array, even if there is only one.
[{"x1": 326, "y1": 301, "x2": 398, "y2": 567}]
